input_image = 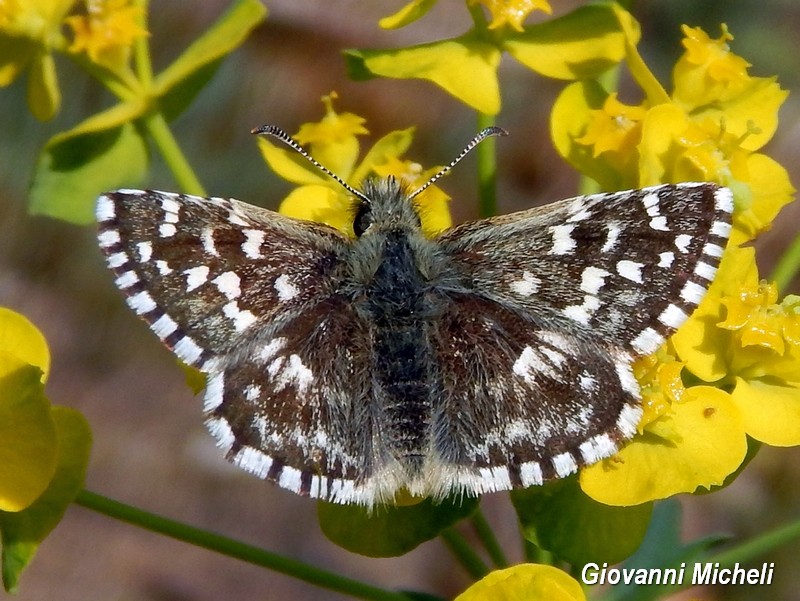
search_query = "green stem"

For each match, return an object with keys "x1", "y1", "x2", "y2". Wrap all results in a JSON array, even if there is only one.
[
  {"x1": 75, "y1": 490, "x2": 413, "y2": 601},
  {"x1": 141, "y1": 111, "x2": 206, "y2": 196},
  {"x1": 470, "y1": 510, "x2": 508, "y2": 568},
  {"x1": 476, "y1": 113, "x2": 498, "y2": 218},
  {"x1": 709, "y1": 517, "x2": 800, "y2": 567},
  {"x1": 769, "y1": 232, "x2": 800, "y2": 292},
  {"x1": 440, "y1": 527, "x2": 490, "y2": 579},
  {"x1": 133, "y1": 0, "x2": 155, "y2": 88}
]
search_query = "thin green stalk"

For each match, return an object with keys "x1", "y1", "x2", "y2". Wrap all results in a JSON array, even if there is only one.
[
  {"x1": 470, "y1": 510, "x2": 508, "y2": 568},
  {"x1": 709, "y1": 516, "x2": 800, "y2": 568},
  {"x1": 133, "y1": 0, "x2": 155, "y2": 88},
  {"x1": 476, "y1": 113, "x2": 498, "y2": 218},
  {"x1": 75, "y1": 490, "x2": 413, "y2": 601},
  {"x1": 523, "y1": 538, "x2": 553, "y2": 565},
  {"x1": 141, "y1": 111, "x2": 206, "y2": 196},
  {"x1": 769, "y1": 232, "x2": 800, "y2": 292},
  {"x1": 440, "y1": 527, "x2": 490, "y2": 579}
]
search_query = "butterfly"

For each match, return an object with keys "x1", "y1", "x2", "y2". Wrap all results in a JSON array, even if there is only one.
[{"x1": 97, "y1": 126, "x2": 732, "y2": 506}]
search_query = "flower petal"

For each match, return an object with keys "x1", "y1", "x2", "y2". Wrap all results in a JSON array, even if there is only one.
[
  {"x1": 0, "y1": 308, "x2": 50, "y2": 380},
  {"x1": 504, "y1": 3, "x2": 632, "y2": 80},
  {"x1": 732, "y1": 378, "x2": 800, "y2": 446},
  {"x1": 580, "y1": 387, "x2": 746, "y2": 505},
  {"x1": 345, "y1": 37, "x2": 501, "y2": 114},
  {"x1": 455, "y1": 564, "x2": 586, "y2": 601},
  {"x1": 0, "y1": 357, "x2": 57, "y2": 512}
]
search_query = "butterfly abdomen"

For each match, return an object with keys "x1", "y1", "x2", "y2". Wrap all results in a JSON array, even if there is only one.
[{"x1": 361, "y1": 230, "x2": 439, "y2": 469}]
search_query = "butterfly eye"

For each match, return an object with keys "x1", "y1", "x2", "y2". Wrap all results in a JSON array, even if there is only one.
[{"x1": 353, "y1": 201, "x2": 373, "y2": 236}]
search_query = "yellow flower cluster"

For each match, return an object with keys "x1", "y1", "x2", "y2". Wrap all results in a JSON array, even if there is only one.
[
  {"x1": 259, "y1": 94, "x2": 452, "y2": 238},
  {"x1": 0, "y1": 0, "x2": 146, "y2": 119},
  {"x1": 558, "y1": 24, "x2": 799, "y2": 506}
]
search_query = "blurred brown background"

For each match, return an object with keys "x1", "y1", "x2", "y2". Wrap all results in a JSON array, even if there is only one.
[{"x1": 1, "y1": 1, "x2": 799, "y2": 600}]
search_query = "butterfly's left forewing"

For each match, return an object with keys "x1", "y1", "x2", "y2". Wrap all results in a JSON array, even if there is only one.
[
  {"x1": 98, "y1": 191, "x2": 388, "y2": 503},
  {"x1": 427, "y1": 183, "x2": 732, "y2": 493}
]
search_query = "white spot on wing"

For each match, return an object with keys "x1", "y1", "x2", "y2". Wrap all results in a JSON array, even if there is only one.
[
  {"x1": 616, "y1": 260, "x2": 644, "y2": 283},
  {"x1": 702, "y1": 243, "x2": 724, "y2": 258},
  {"x1": 137, "y1": 241, "x2": 153, "y2": 263},
  {"x1": 658, "y1": 304, "x2": 688, "y2": 329},
  {"x1": 514, "y1": 346, "x2": 558, "y2": 381},
  {"x1": 657, "y1": 251, "x2": 674, "y2": 268},
  {"x1": 203, "y1": 372, "x2": 225, "y2": 411},
  {"x1": 151, "y1": 313, "x2": 178, "y2": 338},
  {"x1": 695, "y1": 261, "x2": 718, "y2": 281},
  {"x1": 552, "y1": 453, "x2": 578, "y2": 478},
  {"x1": 98, "y1": 230, "x2": 120, "y2": 248},
  {"x1": 234, "y1": 446, "x2": 272, "y2": 478},
  {"x1": 156, "y1": 260, "x2": 173, "y2": 275},
  {"x1": 519, "y1": 461, "x2": 543, "y2": 486},
  {"x1": 601, "y1": 222, "x2": 621, "y2": 253},
  {"x1": 115, "y1": 271, "x2": 139, "y2": 289},
  {"x1": 680, "y1": 280, "x2": 707, "y2": 305},
  {"x1": 213, "y1": 271, "x2": 242, "y2": 300},
  {"x1": 714, "y1": 187, "x2": 734, "y2": 213},
  {"x1": 184, "y1": 266, "x2": 210, "y2": 292},
  {"x1": 96, "y1": 195, "x2": 115, "y2": 222},
  {"x1": 258, "y1": 338, "x2": 286, "y2": 363},
  {"x1": 563, "y1": 295, "x2": 601, "y2": 325},
  {"x1": 675, "y1": 234, "x2": 693, "y2": 253},
  {"x1": 107, "y1": 251, "x2": 128, "y2": 268},
  {"x1": 548, "y1": 224, "x2": 576, "y2": 255},
  {"x1": 279, "y1": 465, "x2": 304, "y2": 493},
  {"x1": 244, "y1": 383, "x2": 261, "y2": 402},
  {"x1": 630, "y1": 327, "x2": 665, "y2": 355},
  {"x1": 206, "y1": 416, "x2": 235, "y2": 453},
  {"x1": 510, "y1": 271, "x2": 541, "y2": 297},
  {"x1": 274, "y1": 274, "x2": 299, "y2": 302},
  {"x1": 616, "y1": 402, "x2": 643, "y2": 438},
  {"x1": 615, "y1": 361, "x2": 640, "y2": 397},
  {"x1": 580, "y1": 266, "x2": 611, "y2": 295},
  {"x1": 174, "y1": 335, "x2": 204, "y2": 365},
  {"x1": 127, "y1": 290, "x2": 157, "y2": 315},
  {"x1": 159, "y1": 223, "x2": 177, "y2": 237},
  {"x1": 201, "y1": 228, "x2": 219, "y2": 257},
  {"x1": 222, "y1": 301, "x2": 257, "y2": 331},
  {"x1": 649, "y1": 216, "x2": 669, "y2": 231},
  {"x1": 242, "y1": 229, "x2": 266, "y2": 259}
]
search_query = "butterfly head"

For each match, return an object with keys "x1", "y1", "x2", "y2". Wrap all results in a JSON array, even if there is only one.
[{"x1": 353, "y1": 177, "x2": 422, "y2": 237}]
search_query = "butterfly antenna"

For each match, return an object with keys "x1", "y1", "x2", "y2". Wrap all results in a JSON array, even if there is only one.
[
  {"x1": 251, "y1": 125, "x2": 371, "y2": 204},
  {"x1": 408, "y1": 126, "x2": 508, "y2": 200}
]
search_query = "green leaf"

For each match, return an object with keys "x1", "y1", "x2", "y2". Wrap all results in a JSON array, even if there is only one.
[
  {"x1": 154, "y1": 0, "x2": 267, "y2": 99},
  {"x1": 1, "y1": 407, "x2": 92, "y2": 593},
  {"x1": 344, "y1": 35, "x2": 502, "y2": 114},
  {"x1": 512, "y1": 476, "x2": 653, "y2": 566},
  {"x1": 504, "y1": 2, "x2": 631, "y2": 80},
  {"x1": 318, "y1": 495, "x2": 479, "y2": 557},
  {"x1": 27, "y1": 52, "x2": 60, "y2": 122},
  {"x1": 29, "y1": 122, "x2": 149, "y2": 224},
  {"x1": 601, "y1": 500, "x2": 727, "y2": 601},
  {"x1": 0, "y1": 361, "x2": 56, "y2": 513}
]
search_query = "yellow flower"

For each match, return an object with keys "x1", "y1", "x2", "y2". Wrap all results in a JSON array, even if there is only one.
[
  {"x1": 258, "y1": 94, "x2": 452, "y2": 237},
  {"x1": 455, "y1": 564, "x2": 586, "y2": 601},
  {"x1": 718, "y1": 281, "x2": 800, "y2": 355},
  {"x1": 0, "y1": 0, "x2": 76, "y2": 119},
  {"x1": 66, "y1": 0, "x2": 148, "y2": 71},
  {"x1": 0, "y1": 308, "x2": 57, "y2": 512},
  {"x1": 581, "y1": 345, "x2": 748, "y2": 505},
  {"x1": 673, "y1": 25, "x2": 751, "y2": 108},
  {"x1": 468, "y1": 0, "x2": 552, "y2": 32}
]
